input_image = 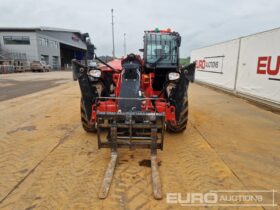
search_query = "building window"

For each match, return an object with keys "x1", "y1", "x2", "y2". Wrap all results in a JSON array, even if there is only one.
[
  {"x1": 38, "y1": 37, "x2": 43, "y2": 46},
  {"x1": 41, "y1": 55, "x2": 49, "y2": 64},
  {"x1": 52, "y1": 56, "x2": 59, "y2": 69},
  {"x1": 38, "y1": 37, "x2": 58, "y2": 48},
  {"x1": 3, "y1": 36, "x2": 30, "y2": 45},
  {"x1": 39, "y1": 38, "x2": 48, "y2": 47},
  {"x1": 47, "y1": 40, "x2": 59, "y2": 48},
  {"x1": 49, "y1": 40, "x2": 55, "y2": 48}
]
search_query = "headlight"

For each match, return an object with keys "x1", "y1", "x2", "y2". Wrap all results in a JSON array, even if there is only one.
[
  {"x1": 88, "y1": 69, "x2": 101, "y2": 78},
  {"x1": 168, "y1": 72, "x2": 180, "y2": 81}
]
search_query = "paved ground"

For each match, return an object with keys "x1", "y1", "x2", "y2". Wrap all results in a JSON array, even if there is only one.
[
  {"x1": 0, "y1": 72, "x2": 72, "y2": 101},
  {"x1": 0, "y1": 72, "x2": 279, "y2": 210}
]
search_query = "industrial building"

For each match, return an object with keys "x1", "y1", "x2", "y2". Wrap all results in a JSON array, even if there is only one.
[{"x1": 0, "y1": 27, "x2": 88, "y2": 70}]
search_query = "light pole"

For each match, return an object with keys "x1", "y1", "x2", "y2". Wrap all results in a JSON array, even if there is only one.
[
  {"x1": 123, "y1": 33, "x2": 126, "y2": 57},
  {"x1": 111, "y1": 9, "x2": 115, "y2": 58}
]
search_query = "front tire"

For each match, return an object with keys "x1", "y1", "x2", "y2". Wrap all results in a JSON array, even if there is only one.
[
  {"x1": 166, "y1": 75, "x2": 189, "y2": 133},
  {"x1": 166, "y1": 93, "x2": 188, "y2": 132},
  {"x1": 81, "y1": 98, "x2": 96, "y2": 133}
]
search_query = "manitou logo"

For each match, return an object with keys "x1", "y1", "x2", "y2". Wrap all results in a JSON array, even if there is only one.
[{"x1": 257, "y1": 56, "x2": 280, "y2": 76}]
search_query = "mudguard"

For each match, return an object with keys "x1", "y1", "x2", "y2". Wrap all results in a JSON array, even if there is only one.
[
  {"x1": 171, "y1": 71, "x2": 189, "y2": 121},
  {"x1": 183, "y1": 62, "x2": 196, "y2": 82},
  {"x1": 72, "y1": 59, "x2": 94, "y2": 122}
]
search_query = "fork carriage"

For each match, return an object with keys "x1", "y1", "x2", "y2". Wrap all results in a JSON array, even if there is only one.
[{"x1": 95, "y1": 97, "x2": 166, "y2": 149}]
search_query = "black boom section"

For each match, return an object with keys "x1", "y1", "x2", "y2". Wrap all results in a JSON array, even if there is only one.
[
  {"x1": 72, "y1": 60, "x2": 94, "y2": 121},
  {"x1": 119, "y1": 63, "x2": 142, "y2": 112}
]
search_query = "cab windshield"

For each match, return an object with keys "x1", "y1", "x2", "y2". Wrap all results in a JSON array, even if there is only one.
[{"x1": 145, "y1": 33, "x2": 178, "y2": 66}]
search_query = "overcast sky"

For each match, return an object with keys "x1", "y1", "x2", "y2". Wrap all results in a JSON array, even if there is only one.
[{"x1": 0, "y1": 0, "x2": 280, "y2": 57}]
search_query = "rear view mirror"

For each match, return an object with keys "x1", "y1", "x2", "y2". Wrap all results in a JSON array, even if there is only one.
[
  {"x1": 139, "y1": 49, "x2": 144, "y2": 52},
  {"x1": 183, "y1": 62, "x2": 196, "y2": 82}
]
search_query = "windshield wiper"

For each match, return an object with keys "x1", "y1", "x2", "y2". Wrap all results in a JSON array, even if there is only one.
[{"x1": 151, "y1": 54, "x2": 168, "y2": 67}]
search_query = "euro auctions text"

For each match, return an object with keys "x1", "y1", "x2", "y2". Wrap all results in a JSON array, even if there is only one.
[{"x1": 166, "y1": 190, "x2": 277, "y2": 207}]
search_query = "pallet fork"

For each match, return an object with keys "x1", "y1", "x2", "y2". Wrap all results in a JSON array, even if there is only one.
[{"x1": 97, "y1": 108, "x2": 164, "y2": 200}]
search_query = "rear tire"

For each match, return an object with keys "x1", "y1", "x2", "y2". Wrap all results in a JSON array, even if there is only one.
[{"x1": 81, "y1": 98, "x2": 96, "y2": 133}]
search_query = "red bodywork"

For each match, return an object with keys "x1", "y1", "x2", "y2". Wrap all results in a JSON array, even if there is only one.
[{"x1": 92, "y1": 58, "x2": 177, "y2": 125}]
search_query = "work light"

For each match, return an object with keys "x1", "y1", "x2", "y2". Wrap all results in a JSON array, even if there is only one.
[
  {"x1": 88, "y1": 69, "x2": 101, "y2": 78},
  {"x1": 168, "y1": 72, "x2": 180, "y2": 81}
]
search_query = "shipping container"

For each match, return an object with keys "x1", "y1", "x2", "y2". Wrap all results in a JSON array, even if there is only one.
[
  {"x1": 236, "y1": 28, "x2": 280, "y2": 104},
  {"x1": 191, "y1": 39, "x2": 240, "y2": 91},
  {"x1": 191, "y1": 27, "x2": 280, "y2": 106}
]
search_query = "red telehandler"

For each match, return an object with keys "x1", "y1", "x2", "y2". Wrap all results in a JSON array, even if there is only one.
[{"x1": 72, "y1": 29, "x2": 195, "y2": 199}]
